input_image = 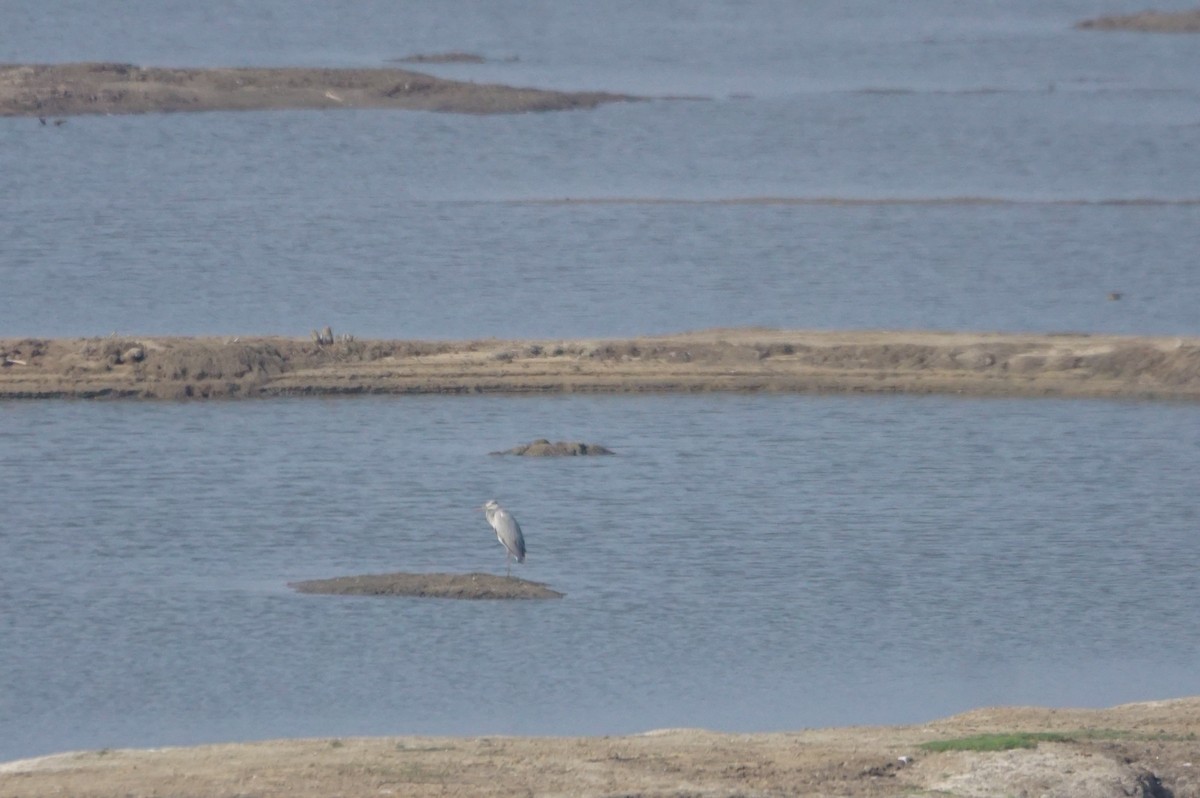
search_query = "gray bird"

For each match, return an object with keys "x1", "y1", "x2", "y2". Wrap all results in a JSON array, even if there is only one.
[{"x1": 480, "y1": 499, "x2": 526, "y2": 576}]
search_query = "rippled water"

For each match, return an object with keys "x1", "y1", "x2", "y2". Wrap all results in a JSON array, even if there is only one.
[
  {"x1": 1, "y1": 395, "x2": 1199, "y2": 761},
  {"x1": 2, "y1": 0, "x2": 1200, "y2": 763},
  {"x1": 3, "y1": 1, "x2": 1200, "y2": 339}
]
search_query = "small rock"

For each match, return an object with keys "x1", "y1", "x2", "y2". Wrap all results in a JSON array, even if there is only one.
[{"x1": 491, "y1": 439, "x2": 615, "y2": 456}]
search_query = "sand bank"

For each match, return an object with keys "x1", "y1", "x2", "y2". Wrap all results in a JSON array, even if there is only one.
[
  {"x1": 2, "y1": 329, "x2": 1198, "y2": 401},
  {"x1": 0, "y1": 62, "x2": 635, "y2": 118}
]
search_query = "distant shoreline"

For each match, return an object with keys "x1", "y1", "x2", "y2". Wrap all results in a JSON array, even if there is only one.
[
  {"x1": 0, "y1": 62, "x2": 636, "y2": 118},
  {"x1": 3, "y1": 329, "x2": 1198, "y2": 401}
]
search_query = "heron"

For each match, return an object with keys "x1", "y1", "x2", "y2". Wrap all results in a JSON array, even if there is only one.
[{"x1": 480, "y1": 499, "x2": 526, "y2": 577}]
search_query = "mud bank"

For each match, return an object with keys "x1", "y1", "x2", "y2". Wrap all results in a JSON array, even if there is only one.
[
  {"x1": 0, "y1": 62, "x2": 635, "y2": 117},
  {"x1": 289, "y1": 572, "x2": 563, "y2": 599},
  {"x1": 2, "y1": 329, "x2": 1198, "y2": 402}
]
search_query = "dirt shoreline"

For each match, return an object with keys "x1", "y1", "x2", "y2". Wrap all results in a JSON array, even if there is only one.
[
  {"x1": 2, "y1": 329, "x2": 1199, "y2": 402},
  {"x1": 2, "y1": 697, "x2": 1197, "y2": 797},
  {"x1": 0, "y1": 62, "x2": 635, "y2": 118}
]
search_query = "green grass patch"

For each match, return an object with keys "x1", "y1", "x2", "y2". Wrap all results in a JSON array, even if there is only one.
[
  {"x1": 921, "y1": 728, "x2": 1193, "y2": 753},
  {"x1": 919, "y1": 732, "x2": 1075, "y2": 752}
]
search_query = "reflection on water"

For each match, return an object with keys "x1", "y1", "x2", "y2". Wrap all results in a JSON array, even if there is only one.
[{"x1": 1, "y1": 395, "x2": 1198, "y2": 760}]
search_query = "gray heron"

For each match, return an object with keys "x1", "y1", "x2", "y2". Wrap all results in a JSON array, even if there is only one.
[{"x1": 480, "y1": 499, "x2": 526, "y2": 576}]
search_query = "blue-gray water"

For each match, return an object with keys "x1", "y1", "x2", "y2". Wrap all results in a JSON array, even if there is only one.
[
  {"x1": 3, "y1": 0, "x2": 1200, "y2": 339},
  {"x1": 2, "y1": 395, "x2": 1199, "y2": 762},
  {"x1": 2, "y1": 0, "x2": 1200, "y2": 763}
]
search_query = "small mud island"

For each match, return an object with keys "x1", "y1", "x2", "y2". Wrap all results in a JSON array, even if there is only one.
[
  {"x1": 0, "y1": 62, "x2": 636, "y2": 118},
  {"x1": 2, "y1": 329, "x2": 1198, "y2": 402},
  {"x1": 289, "y1": 572, "x2": 563, "y2": 600}
]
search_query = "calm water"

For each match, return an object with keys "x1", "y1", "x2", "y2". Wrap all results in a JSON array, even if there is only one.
[
  {"x1": 1, "y1": 395, "x2": 1199, "y2": 762},
  {"x1": 2, "y1": 0, "x2": 1200, "y2": 762},
  {"x1": 3, "y1": 0, "x2": 1200, "y2": 338}
]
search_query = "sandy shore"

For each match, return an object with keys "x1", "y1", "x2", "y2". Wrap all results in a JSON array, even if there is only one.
[
  {"x1": 2, "y1": 329, "x2": 1198, "y2": 401},
  {"x1": 2, "y1": 697, "x2": 1196, "y2": 797},
  {"x1": 0, "y1": 62, "x2": 635, "y2": 118}
]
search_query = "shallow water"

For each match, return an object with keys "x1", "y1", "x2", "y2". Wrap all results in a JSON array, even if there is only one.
[
  {"x1": 2, "y1": 0, "x2": 1200, "y2": 763},
  {"x1": 1, "y1": 395, "x2": 1199, "y2": 761},
  {"x1": 3, "y1": 1, "x2": 1200, "y2": 339}
]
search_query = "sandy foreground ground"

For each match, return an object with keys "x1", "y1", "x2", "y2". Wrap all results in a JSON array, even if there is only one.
[
  {"x1": 1, "y1": 698, "x2": 1197, "y2": 798},
  {"x1": 2, "y1": 329, "x2": 1199, "y2": 401},
  {"x1": 0, "y1": 62, "x2": 635, "y2": 118}
]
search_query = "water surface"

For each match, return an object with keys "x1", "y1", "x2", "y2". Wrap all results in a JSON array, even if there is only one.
[
  {"x1": 2, "y1": 0, "x2": 1199, "y2": 763},
  {"x1": 1, "y1": 395, "x2": 1198, "y2": 761},
  {"x1": 3, "y1": 0, "x2": 1200, "y2": 338}
]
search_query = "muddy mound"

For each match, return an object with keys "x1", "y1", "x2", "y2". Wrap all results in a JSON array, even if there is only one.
[
  {"x1": 289, "y1": 572, "x2": 564, "y2": 600},
  {"x1": 491, "y1": 439, "x2": 615, "y2": 456}
]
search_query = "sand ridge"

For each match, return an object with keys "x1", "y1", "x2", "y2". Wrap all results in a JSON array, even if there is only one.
[{"x1": 2, "y1": 329, "x2": 1199, "y2": 401}]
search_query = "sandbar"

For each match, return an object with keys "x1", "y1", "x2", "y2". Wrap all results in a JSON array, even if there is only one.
[
  {"x1": 2, "y1": 329, "x2": 1198, "y2": 401},
  {"x1": 0, "y1": 62, "x2": 635, "y2": 118}
]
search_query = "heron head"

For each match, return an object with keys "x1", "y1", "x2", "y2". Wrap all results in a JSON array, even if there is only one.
[{"x1": 481, "y1": 499, "x2": 500, "y2": 512}]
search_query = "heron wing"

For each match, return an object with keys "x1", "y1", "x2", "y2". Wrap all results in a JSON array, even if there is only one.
[{"x1": 493, "y1": 509, "x2": 526, "y2": 562}]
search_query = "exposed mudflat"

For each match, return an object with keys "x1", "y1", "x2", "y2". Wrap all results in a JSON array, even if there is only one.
[
  {"x1": 0, "y1": 62, "x2": 635, "y2": 118},
  {"x1": 1076, "y1": 8, "x2": 1200, "y2": 31},
  {"x1": 288, "y1": 572, "x2": 563, "y2": 600},
  {"x1": 2, "y1": 329, "x2": 1198, "y2": 401},
  {"x1": 2, "y1": 697, "x2": 1196, "y2": 798}
]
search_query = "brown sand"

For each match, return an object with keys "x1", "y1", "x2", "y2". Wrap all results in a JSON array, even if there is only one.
[
  {"x1": 2, "y1": 329, "x2": 1198, "y2": 401},
  {"x1": 289, "y1": 572, "x2": 563, "y2": 599},
  {"x1": 0, "y1": 62, "x2": 635, "y2": 118},
  {"x1": 2, "y1": 697, "x2": 1197, "y2": 797},
  {"x1": 1077, "y1": 8, "x2": 1200, "y2": 32}
]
